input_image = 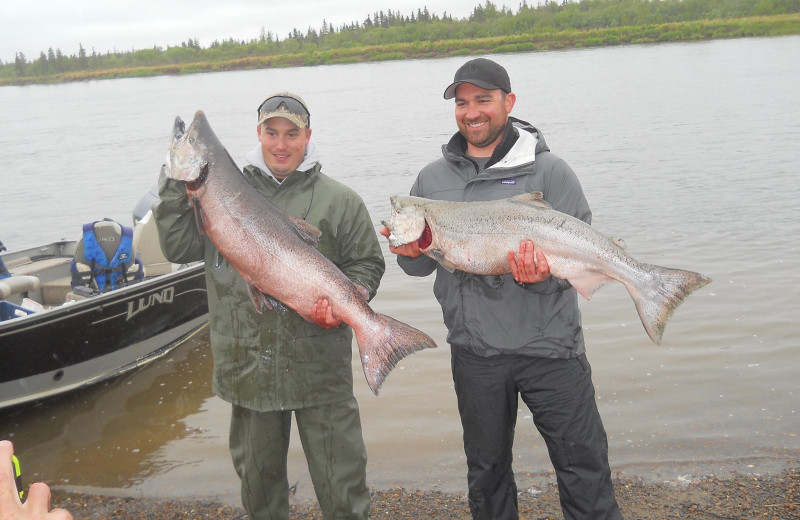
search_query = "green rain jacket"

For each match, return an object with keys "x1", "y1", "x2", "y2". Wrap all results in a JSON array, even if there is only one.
[{"x1": 153, "y1": 146, "x2": 385, "y2": 412}]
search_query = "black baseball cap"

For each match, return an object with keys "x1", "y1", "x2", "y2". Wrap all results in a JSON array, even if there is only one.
[{"x1": 443, "y1": 58, "x2": 512, "y2": 99}]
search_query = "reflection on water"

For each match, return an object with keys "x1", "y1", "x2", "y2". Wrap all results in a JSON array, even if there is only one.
[
  {"x1": 1, "y1": 36, "x2": 799, "y2": 503},
  {"x1": 0, "y1": 328, "x2": 217, "y2": 489}
]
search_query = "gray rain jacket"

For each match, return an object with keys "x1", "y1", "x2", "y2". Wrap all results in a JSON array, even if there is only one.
[{"x1": 398, "y1": 118, "x2": 591, "y2": 358}]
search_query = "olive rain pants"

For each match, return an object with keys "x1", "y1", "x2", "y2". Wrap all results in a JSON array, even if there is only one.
[
  {"x1": 451, "y1": 346, "x2": 623, "y2": 520},
  {"x1": 229, "y1": 398, "x2": 370, "y2": 520}
]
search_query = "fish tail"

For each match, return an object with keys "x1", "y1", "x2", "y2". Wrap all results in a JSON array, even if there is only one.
[
  {"x1": 355, "y1": 314, "x2": 437, "y2": 396},
  {"x1": 630, "y1": 265, "x2": 711, "y2": 344}
]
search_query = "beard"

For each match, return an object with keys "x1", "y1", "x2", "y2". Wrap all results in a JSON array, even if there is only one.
[{"x1": 458, "y1": 117, "x2": 506, "y2": 150}]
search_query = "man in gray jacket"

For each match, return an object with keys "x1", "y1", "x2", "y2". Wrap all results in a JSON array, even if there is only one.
[{"x1": 381, "y1": 59, "x2": 623, "y2": 519}]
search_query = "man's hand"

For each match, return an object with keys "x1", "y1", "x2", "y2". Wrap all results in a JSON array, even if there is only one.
[
  {"x1": 310, "y1": 285, "x2": 368, "y2": 329},
  {"x1": 508, "y1": 240, "x2": 550, "y2": 284},
  {"x1": 311, "y1": 299, "x2": 343, "y2": 329},
  {"x1": 379, "y1": 226, "x2": 422, "y2": 258},
  {"x1": 1, "y1": 440, "x2": 73, "y2": 520}
]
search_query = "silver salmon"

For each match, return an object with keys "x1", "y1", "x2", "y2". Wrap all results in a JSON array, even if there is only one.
[
  {"x1": 382, "y1": 192, "x2": 711, "y2": 344},
  {"x1": 166, "y1": 110, "x2": 436, "y2": 394}
]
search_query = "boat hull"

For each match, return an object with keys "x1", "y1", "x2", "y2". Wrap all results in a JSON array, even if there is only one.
[{"x1": 0, "y1": 262, "x2": 208, "y2": 410}]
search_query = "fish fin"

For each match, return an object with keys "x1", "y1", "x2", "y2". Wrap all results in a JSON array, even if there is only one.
[
  {"x1": 611, "y1": 237, "x2": 627, "y2": 249},
  {"x1": 427, "y1": 249, "x2": 457, "y2": 273},
  {"x1": 354, "y1": 314, "x2": 437, "y2": 395},
  {"x1": 568, "y1": 272, "x2": 615, "y2": 301},
  {"x1": 509, "y1": 192, "x2": 552, "y2": 210},
  {"x1": 627, "y1": 265, "x2": 711, "y2": 344},
  {"x1": 286, "y1": 214, "x2": 322, "y2": 247},
  {"x1": 246, "y1": 282, "x2": 275, "y2": 313},
  {"x1": 190, "y1": 196, "x2": 206, "y2": 236}
]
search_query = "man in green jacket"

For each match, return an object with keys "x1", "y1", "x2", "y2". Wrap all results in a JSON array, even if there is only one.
[{"x1": 154, "y1": 92, "x2": 384, "y2": 520}]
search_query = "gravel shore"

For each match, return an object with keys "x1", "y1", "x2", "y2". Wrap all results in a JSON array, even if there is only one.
[{"x1": 50, "y1": 464, "x2": 798, "y2": 519}]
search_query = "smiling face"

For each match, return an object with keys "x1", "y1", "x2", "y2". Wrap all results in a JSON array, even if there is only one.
[
  {"x1": 257, "y1": 117, "x2": 312, "y2": 180},
  {"x1": 453, "y1": 82, "x2": 516, "y2": 157}
]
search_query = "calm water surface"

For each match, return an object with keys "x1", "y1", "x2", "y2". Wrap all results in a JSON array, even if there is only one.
[{"x1": 1, "y1": 36, "x2": 799, "y2": 503}]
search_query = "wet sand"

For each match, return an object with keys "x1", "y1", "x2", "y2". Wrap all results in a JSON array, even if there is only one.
[{"x1": 51, "y1": 464, "x2": 798, "y2": 519}]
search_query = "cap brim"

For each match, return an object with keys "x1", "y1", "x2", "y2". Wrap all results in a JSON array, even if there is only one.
[
  {"x1": 443, "y1": 81, "x2": 460, "y2": 100},
  {"x1": 443, "y1": 80, "x2": 507, "y2": 99}
]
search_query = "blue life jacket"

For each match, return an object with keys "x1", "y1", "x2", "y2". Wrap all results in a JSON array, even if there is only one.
[{"x1": 71, "y1": 219, "x2": 142, "y2": 292}]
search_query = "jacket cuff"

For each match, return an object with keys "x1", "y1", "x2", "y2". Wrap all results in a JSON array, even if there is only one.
[{"x1": 515, "y1": 276, "x2": 572, "y2": 293}]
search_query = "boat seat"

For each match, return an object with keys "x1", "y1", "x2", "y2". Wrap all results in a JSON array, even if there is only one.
[
  {"x1": 132, "y1": 209, "x2": 173, "y2": 276},
  {"x1": 71, "y1": 219, "x2": 143, "y2": 293},
  {"x1": 42, "y1": 276, "x2": 74, "y2": 305},
  {"x1": 0, "y1": 275, "x2": 40, "y2": 300}
]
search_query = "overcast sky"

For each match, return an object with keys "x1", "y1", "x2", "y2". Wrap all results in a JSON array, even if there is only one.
[{"x1": 1, "y1": 1, "x2": 490, "y2": 64}]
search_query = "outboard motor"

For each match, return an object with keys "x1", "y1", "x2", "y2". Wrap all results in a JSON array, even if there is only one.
[
  {"x1": 133, "y1": 186, "x2": 160, "y2": 224},
  {"x1": 0, "y1": 240, "x2": 8, "y2": 279}
]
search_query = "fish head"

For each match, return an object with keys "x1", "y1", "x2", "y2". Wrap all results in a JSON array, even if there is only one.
[
  {"x1": 381, "y1": 195, "x2": 429, "y2": 248},
  {"x1": 165, "y1": 110, "x2": 213, "y2": 186}
]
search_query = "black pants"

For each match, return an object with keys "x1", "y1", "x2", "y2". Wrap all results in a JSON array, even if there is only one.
[{"x1": 451, "y1": 346, "x2": 623, "y2": 520}]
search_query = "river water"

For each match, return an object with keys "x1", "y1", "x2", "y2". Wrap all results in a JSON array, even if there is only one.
[{"x1": 1, "y1": 36, "x2": 798, "y2": 503}]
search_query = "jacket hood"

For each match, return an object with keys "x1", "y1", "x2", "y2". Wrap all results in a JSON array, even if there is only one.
[{"x1": 244, "y1": 135, "x2": 321, "y2": 179}]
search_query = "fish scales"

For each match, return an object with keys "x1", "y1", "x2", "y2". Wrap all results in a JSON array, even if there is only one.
[
  {"x1": 167, "y1": 111, "x2": 436, "y2": 394},
  {"x1": 195, "y1": 172, "x2": 345, "y2": 316},
  {"x1": 382, "y1": 193, "x2": 711, "y2": 344}
]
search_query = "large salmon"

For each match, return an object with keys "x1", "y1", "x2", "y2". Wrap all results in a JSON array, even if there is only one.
[
  {"x1": 382, "y1": 193, "x2": 711, "y2": 344},
  {"x1": 166, "y1": 110, "x2": 436, "y2": 394}
]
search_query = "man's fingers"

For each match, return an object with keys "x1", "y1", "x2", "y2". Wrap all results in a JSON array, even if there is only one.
[
  {"x1": 0, "y1": 441, "x2": 21, "y2": 506},
  {"x1": 381, "y1": 228, "x2": 422, "y2": 258},
  {"x1": 312, "y1": 300, "x2": 329, "y2": 326},
  {"x1": 536, "y1": 250, "x2": 550, "y2": 275},
  {"x1": 509, "y1": 241, "x2": 549, "y2": 284},
  {"x1": 507, "y1": 250, "x2": 519, "y2": 278},
  {"x1": 312, "y1": 299, "x2": 341, "y2": 329},
  {"x1": 520, "y1": 241, "x2": 535, "y2": 273},
  {"x1": 25, "y1": 482, "x2": 53, "y2": 512},
  {"x1": 396, "y1": 242, "x2": 421, "y2": 258}
]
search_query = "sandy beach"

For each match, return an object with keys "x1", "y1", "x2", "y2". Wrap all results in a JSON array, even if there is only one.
[{"x1": 50, "y1": 464, "x2": 798, "y2": 519}]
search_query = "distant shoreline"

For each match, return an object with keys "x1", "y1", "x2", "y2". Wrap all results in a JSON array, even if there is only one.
[{"x1": 2, "y1": 14, "x2": 798, "y2": 87}]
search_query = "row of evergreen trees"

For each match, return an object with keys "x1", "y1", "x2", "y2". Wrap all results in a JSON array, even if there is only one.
[{"x1": 3, "y1": 0, "x2": 799, "y2": 79}]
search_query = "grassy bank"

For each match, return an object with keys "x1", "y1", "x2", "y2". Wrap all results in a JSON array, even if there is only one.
[{"x1": 2, "y1": 14, "x2": 798, "y2": 87}]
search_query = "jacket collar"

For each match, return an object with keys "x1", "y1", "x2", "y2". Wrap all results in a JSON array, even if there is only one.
[{"x1": 444, "y1": 117, "x2": 547, "y2": 170}]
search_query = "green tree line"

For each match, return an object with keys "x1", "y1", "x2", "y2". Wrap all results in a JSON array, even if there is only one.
[{"x1": 2, "y1": 0, "x2": 799, "y2": 85}]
